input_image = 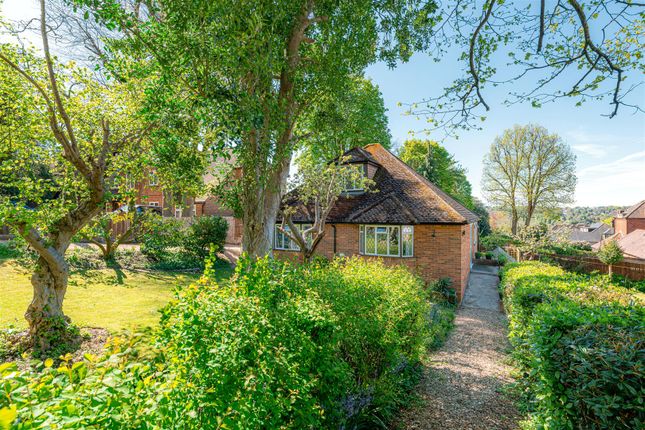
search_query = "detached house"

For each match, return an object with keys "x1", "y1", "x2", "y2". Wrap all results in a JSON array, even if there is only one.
[{"x1": 274, "y1": 144, "x2": 479, "y2": 301}]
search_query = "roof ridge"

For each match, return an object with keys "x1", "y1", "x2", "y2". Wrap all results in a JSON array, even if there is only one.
[
  {"x1": 625, "y1": 200, "x2": 645, "y2": 217},
  {"x1": 365, "y1": 144, "x2": 478, "y2": 223}
]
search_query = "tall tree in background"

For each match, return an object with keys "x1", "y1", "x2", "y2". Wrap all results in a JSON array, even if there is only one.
[
  {"x1": 398, "y1": 139, "x2": 474, "y2": 209},
  {"x1": 300, "y1": 76, "x2": 391, "y2": 162},
  {"x1": 482, "y1": 124, "x2": 576, "y2": 234},
  {"x1": 81, "y1": 0, "x2": 435, "y2": 258},
  {"x1": 0, "y1": 0, "x2": 152, "y2": 349}
]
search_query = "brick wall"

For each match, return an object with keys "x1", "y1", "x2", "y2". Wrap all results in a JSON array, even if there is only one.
[
  {"x1": 614, "y1": 217, "x2": 645, "y2": 235},
  {"x1": 274, "y1": 222, "x2": 474, "y2": 301}
]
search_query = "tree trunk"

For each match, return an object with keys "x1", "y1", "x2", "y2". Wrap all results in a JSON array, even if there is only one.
[
  {"x1": 511, "y1": 207, "x2": 519, "y2": 235},
  {"x1": 608, "y1": 264, "x2": 613, "y2": 277},
  {"x1": 25, "y1": 255, "x2": 71, "y2": 351}
]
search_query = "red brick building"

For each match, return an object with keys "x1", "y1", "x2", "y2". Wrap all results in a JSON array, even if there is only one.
[
  {"x1": 594, "y1": 200, "x2": 645, "y2": 260},
  {"x1": 613, "y1": 200, "x2": 645, "y2": 236},
  {"x1": 274, "y1": 144, "x2": 479, "y2": 301}
]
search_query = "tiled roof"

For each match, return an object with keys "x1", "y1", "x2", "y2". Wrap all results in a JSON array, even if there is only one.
[
  {"x1": 620, "y1": 200, "x2": 645, "y2": 218},
  {"x1": 284, "y1": 144, "x2": 479, "y2": 225},
  {"x1": 568, "y1": 223, "x2": 613, "y2": 244},
  {"x1": 616, "y1": 229, "x2": 645, "y2": 260}
]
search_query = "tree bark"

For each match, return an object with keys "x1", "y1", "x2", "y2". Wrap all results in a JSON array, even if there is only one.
[
  {"x1": 25, "y1": 254, "x2": 70, "y2": 350},
  {"x1": 511, "y1": 206, "x2": 519, "y2": 235}
]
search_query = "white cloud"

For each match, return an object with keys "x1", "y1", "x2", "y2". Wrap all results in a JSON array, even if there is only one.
[
  {"x1": 572, "y1": 144, "x2": 613, "y2": 158},
  {"x1": 575, "y1": 151, "x2": 645, "y2": 206}
]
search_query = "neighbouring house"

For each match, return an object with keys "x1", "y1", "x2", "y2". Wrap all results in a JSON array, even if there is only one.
[
  {"x1": 273, "y1": 144, "x2": 479, "y2": 302},
  {"x1": 594, "y1": 200, "x2": 645, "y2": 260},
  {"x1": 552, "y1": 222, "x2": 614, "y2": 245}
]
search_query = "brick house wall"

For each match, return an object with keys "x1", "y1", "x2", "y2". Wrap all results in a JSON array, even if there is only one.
[
  {"x1": 274, "y1": 222, "x2": 475, "y2": 301},
  {"x1": 614, "y1": 217, "x2": 645, "y2": 236}
]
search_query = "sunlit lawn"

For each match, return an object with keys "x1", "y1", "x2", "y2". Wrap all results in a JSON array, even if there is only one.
[{"x1": 0, "y1": 259, "x2": 233, "y2": 332}]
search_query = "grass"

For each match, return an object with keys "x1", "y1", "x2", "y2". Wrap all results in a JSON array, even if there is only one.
[{"x1": 0, "y1": 259, "x2": 233, "y2": 332}]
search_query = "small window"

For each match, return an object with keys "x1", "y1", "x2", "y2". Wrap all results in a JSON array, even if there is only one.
[
  {"x1": 274, "y1": 224, "x2": 312, "y2": 251},
  {"x1": 175, "y1": 208, "x2": 182, "y2": 218},
  {"x1": 148, "y1": 201, "x2": 159, "y2": 207},
  {"x1": 149, "y1": 173, "x2": 159, "y2": 186},
  {"x1": 343, "y1": 164, "x2": 366, "y2": 192},
  {"x1": 359, "y1": 225, "x2": 412, "y2": 257}
]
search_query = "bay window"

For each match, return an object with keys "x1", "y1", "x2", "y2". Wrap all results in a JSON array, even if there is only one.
[{"x1": 359, "y1": 225, "x2": 414, "y2": 257}]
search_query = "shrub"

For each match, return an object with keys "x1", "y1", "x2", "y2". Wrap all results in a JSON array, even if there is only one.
[
  {"x1": 500, "y1": 262, "x2": 645, "y2": 429},
  {"x1": 597, "y1": 239, "x2": 624, "y2": 277},
  {"x1": 480, "y1": 231, "x2": 513, "y2": 251},
  {"x1": 1, "y1": 257, "x2": 448, "y2": 429},
  {"x1": 138, "y1": 214, "x2": 186, "y2": 261},
  {"x1": 183, "y1": 215, "x2": 228, "y2": 260}
]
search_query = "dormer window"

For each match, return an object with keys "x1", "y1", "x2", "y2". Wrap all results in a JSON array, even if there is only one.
[{"x1": 343, "y1": 163, "x2": 366, "y2": 193}]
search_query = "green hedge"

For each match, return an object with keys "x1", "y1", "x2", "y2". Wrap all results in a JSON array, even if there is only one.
[
  {"x1": 500, "y1": 262, "x2": 645, "y2": 429},
  {"x1": 1, "y1": 257, "x2": 452, "y2": 429}
]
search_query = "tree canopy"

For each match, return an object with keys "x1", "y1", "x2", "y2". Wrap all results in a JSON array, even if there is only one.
[{"x1": 482, "y1": 124, "x2": 576, "y2": 234}]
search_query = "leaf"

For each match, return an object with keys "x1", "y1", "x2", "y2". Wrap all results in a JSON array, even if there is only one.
[{"x1": 0, "y1": 405, "x2": 17, "y2": 430}]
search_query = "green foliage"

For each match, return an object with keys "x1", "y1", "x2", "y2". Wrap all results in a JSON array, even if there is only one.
[
  {"x1": 0, "y1": 242, "x2": 21, "y2": 260},
  {"x1": 301, "y1": 76, "x2": 392, "y2": 161},
  {"x1": 183, "y1": 215, "x2": 228, "y2": 260},
  {"x1": 480, "y1": 231, "x2": 513, "y2": 251},
  {"x1": 1, "y1": 257, "x2": 450, "y2": 428},
  {"x1": 500, "y1": 262, "x2": 645, "y2": 429},
  {"x1": 137, "y1": 214, "x2": 185, "y2": 261},
  {"x1": 472, "y1": 198, "x2": 491, "y2": 236},
  {"x1": 597, "y1": 239, "x2": 624, "y2": 266},
  {"x1": 398, "y1": 139, "x2": 474, "y2": 208}
]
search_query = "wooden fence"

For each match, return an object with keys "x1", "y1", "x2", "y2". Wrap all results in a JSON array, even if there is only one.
[{"x1": 505, "y1": 246, "x2": 645, "y2": 281}]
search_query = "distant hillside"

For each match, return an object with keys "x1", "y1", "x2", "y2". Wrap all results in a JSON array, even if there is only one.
[{"x1": 562, "y1": 206, "x2": 627, "y2": 225}]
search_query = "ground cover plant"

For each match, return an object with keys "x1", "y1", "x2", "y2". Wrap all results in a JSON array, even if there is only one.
[
  {"x1": 0, "y1": 257, "x2": 453, "y2": 429},
  {"x1": 500, "y1": 261, "x2": 645, "y2": 429}
]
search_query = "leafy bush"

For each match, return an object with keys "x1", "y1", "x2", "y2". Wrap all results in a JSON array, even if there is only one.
[
  {"x1": 183, "y1": 215, "x2": 228, "y2": 260},
  {"x1": 0, "y1": 241, "x2": 21, "y2": 260},
  {"x1": 1, "y1": 257, "x2": 449, "y2": 429},
  {"x1": 137, "y1": 214, "x2": 186, "y2": 261},
  {"x1": 500, "y1": 262, "x2": 645, "y2": 429},
  {"x1": 480, "y1": 231, "x2": 513, "y2": 251}
]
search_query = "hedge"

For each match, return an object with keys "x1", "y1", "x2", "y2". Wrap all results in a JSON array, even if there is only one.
[
  {"x1": 1, "y1": 256, "x2": 452, "y2": 429},
  {"x1": 500, "y1": 261, "x2": 645, "y2": 429}
]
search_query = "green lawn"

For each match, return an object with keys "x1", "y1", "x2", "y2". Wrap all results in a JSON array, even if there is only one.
[{"x1": 0, "y1": 259, "x2": 233, "y2": 332}]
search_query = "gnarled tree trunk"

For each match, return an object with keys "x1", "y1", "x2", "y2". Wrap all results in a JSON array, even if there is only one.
[{"x1": 26, "y1": 254, "x2": 70, "y2": 350}]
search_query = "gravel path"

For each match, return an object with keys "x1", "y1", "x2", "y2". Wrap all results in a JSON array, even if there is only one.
[{"x1": 401, "y1": 266, "x2": 520, "y2": 430}]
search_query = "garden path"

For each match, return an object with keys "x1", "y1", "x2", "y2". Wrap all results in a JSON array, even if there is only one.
[{"x1": 402, "y1": 265, "x2": 521, "y2": 429}]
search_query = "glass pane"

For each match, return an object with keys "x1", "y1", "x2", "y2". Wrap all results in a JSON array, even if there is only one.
[
  {"x1": 366, "y1": 227, "x2": 376, "y2": 254},
  {"x1": 402, "y1": 226, "x2": 413, "y2": 257},
  {"x1": 376, "y1": 226, "x2": 387, "y2": 233},
  {"x1": 376, "y1": 232, "x2": 388, "y2": 255},
  {"x1": 359, "y1": 225, "x2": 365, "y2": 254},
  {"x1": 389, "y1": 227, "x2": 399, "y2": 256}
]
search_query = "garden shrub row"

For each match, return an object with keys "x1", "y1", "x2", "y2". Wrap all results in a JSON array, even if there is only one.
[
  {"x1": 500, "y1": 261, "x2": 645, "y2": 429},
  {"x1": 0, "y1": 257, "x2": 452, "y2": 429}
]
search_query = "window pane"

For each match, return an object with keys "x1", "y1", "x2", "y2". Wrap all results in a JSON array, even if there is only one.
[
  {"x1": 376, "y1": 232, "x2": 388, "y2": 255},
  {"x1": 359, "y1": 225, "x2": 365, "y2": 254},
  {"x1": 389, "y1": 226, "x2": 400, "y2": 256},
  {"x1": 402, "y1": 225, "x2": 413, "y2": 257},
  {"x1": 366, "y1": 227, "x2": 376, "y2": 254}
]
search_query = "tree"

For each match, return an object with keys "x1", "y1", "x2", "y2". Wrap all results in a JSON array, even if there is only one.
[
  {"x1": 597, "y1": 239, "x2": 624, "y2": 277},
  {"x1": 300, "y1": 76, "x2": 391, "y2": 162},
  {"x1": 77, "y1": 205, "x2": 149, "y2": 262},
  {"x1": 279, "y1": 154, "x2": 372, "y2": 262},
  {"x1": 472, "y1": 198, "x2": 491, "y2": 237},
  {"x1": 80, "y1": 0, "x2": 434, "y2": 259},
  {"x1": 0, "y1": 0, "x2": 151, "y2": 349},
  {"x1": 405, "y1": 1, "x2": 644, "y2": 135},
  {"x1": 398, "y1": 139, "x2": 474, "y2": 208},
  {"x1": 482, "y1": 124, "x2": 576, "y2": 234}
]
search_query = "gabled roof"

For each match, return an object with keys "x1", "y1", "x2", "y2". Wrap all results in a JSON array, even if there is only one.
[
  {"x1": 285, "y1": 144, "x2": 479, "y2": 225},
  {"x1": 619, "y1": 200, "x2": 645, "y2": 218},
  {"x1": 616, "y1": 229, "x2": 645, "y2": 260},
  {"x1": 568, "y1": 223, "x2": 613, "y2": 243}
]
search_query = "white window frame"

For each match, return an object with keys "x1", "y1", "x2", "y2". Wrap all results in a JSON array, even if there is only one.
[
  {"x1": 359, "y1": 224, "x2": 414, "y2": 257},
  {"x1": 148, "y1": 201, "x2": 160, "y2": 207},
  {"x1": 343, "y1": 164, "x2": 366, "y2": 193},
  {"x1": 274, "y1": 223, "x2": 312, "y2": 251},
  {"x1": 149, "y1": 173, "x2": 159, "y2": 186}
]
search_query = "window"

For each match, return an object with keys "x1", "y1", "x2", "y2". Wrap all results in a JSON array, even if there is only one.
[
  {"x1": 175, "y1": 208, "x2": 182, "y2": 218},
  {"x1": 148, "y1": 201, "x2": 159, "y2": 207},
  {"x1": 149, "y1": 173, "x2": 159, "y2": 186},
  {"x1": 274, "y1": 223, "x2": 312, "y2": 251},
  {"x1": 343, "y1": 164, "x2": 366, "y2": 192},
  {"x1": 359, "y1": 225, "x2": 414, "y2": 257}
]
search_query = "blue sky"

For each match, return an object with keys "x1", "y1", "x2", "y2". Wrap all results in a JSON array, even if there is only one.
[
  {"x1": 3, "y1": 0, "x2": 644, "y2": 206},
  {"x1": 366, "y1": 52, "x2": 645, "y2": 207}
]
